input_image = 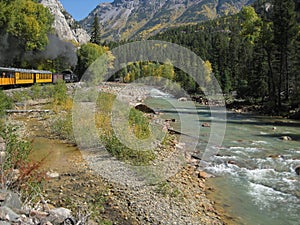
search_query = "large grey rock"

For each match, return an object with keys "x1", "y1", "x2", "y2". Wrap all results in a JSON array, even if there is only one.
[
  {"x1": 50, "y1": 207, "x2": 72, "y2": 220},
  {"x1": 1, "y1": 191, "x2": 22, "y2": 210},
  {"x1": 0, "y1": 206, "x2": 20, "y2": 222},
  {"x1": 39, "y1": 0, "x2": 90, "y2": 44}
]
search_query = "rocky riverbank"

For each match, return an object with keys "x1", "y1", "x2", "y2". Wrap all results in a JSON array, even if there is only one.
[{"x1": 2, "y1": 83, "x2": 228, "y2": 225}]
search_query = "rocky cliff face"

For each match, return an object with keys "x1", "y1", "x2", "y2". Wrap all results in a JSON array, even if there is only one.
[
  {"x1": 39, "y1": 0, "x2": 90, "y2": 44},
  {"x1": 80, "y1": 0, "x2": 255, "y2": 41}
]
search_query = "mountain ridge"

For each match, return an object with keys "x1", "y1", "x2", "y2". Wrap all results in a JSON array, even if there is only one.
[{"x1": 80, "y1": 0, "x2": 255, "y2": 41}]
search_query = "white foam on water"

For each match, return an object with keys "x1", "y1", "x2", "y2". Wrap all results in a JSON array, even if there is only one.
[
  {"x1": 244, "y1": 147, "x2": 262, "y2": 152},
  {"x1": 149, "y1": 88, "x2": 173, "y2": 98},
  {"x1": 230, "y1": 150, "x2": 249, "y2": 157},
  {"x1": 255, "y1": 157, "x2": 287, "y2": 171},
  {"x1": 229, "y1": 146, "x2": 261, "y2": 153},
  {"x1": 260, "y1": 132, "x2": 269, "y2": 135},
  {"x1": 205, "y1": 163, "x2": 240, "y2": 176},
  {"x1": 229, "y1": 146, "x2": 244, "y2": 150},
  {"x1": 214, "y1": 155, "x2": 238, "y2": 160},
  {"x1": 281, "y1": 177, "x2": 299, "y2": 188},
  {"x1": 286, "y1": 158, "x2": 300, "y2": 165},
  {"x1": 251, "y1": 140, "x2": 269, "y2": 145},
  {"x1": 245, "y1": 168, "x2": 277, "y2": 181},
  {"x1": 248, "y1": 182, "x2": 293, "y2": 210}
]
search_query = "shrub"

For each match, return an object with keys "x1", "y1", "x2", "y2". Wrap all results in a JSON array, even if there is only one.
[
  {"x1": 0, "y1": 89, "x2": 13, "y2": 117},
  {"x1": 129, "y1": 108, "x2": 151, "y2": 140},
  {"x1": 53, "y1": 79, "x2": 67, "y2": 105},
  {"x1": 101, "y1": 134, "x2": 155, "y2": 166},
  {"x1": 0, "y1": 126, "x2": 45, "y2": 199},
  {"x1": 155, "y1": 181, "x2": 181, "y2": 198},
  {"x1": 11, "y1": 89, "x2": 31, "y2": 102},
  {"x1": 30, "y1": 83, "x2": 42, "y2": 100},
  {"x1": 51, "y1": 112, "x2": 74, "y2": 141},
  {"x1": 96, "y1": 92, "x2": 155, "y2": 165}
]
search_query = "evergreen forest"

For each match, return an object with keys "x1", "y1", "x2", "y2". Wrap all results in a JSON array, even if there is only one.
[{"x1": 148, "y1": 0, "x2": 300, "y2": 114}]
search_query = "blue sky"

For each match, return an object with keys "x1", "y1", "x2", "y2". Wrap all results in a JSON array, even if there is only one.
[{"x1": 60, "y1": 0, "x2": 113, "y2": 21}]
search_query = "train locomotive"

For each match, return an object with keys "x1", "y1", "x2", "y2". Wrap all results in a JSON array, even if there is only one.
[{"x1": 0, "y1": 67, "x2": 78, "y2": 87}]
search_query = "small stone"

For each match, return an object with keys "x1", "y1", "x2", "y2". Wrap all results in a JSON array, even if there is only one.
[
  {"x1": 198, "y1": 171, "x2": 208, "y2": 179},
  {"x1": 29, "y1": 210, "x2": 49, "y2": 218},
  {"x1": 46, "y1": 171, "x2": 60, "y2": 179},
  {"x1": 42, "y1": 222, "x2": 53, "y2": 225},
  {"x1": 178, "y1": 97, "x2": 188, "y2": 101},
  {"x1": 201, "y1": 123, "x2": 210, "y2": 127},
  {"x1": 0, "y1": 143, "x2": 6, "y2": 151},
  {"x1": 50, "y1": 207, "x2": 71, "y2": 220},
  {"x1": 0, "y1": 192, "x2": 8, "y2": 202}
]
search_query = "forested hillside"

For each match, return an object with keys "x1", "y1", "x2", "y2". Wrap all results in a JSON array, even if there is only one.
[{"x1": 149, "y1": 0, "x2": 300, "y2": 114}]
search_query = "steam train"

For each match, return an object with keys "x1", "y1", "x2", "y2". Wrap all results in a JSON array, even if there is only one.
[{"x1": 0, "y1": 67, "x2": 78, "y2": 87}]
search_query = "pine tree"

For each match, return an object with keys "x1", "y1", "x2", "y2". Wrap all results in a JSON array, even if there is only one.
[
  {"x1": 272, "y1": 0, "x2": 297, "y2": 108},
  {"x1": 90, "y1": 14, "x2": 101, "y2": 45}
]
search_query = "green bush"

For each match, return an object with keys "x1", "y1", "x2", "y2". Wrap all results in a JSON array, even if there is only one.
[
  {"x1": 51, "y1": 112, "x2": 74, "y2": 141},
  {"x1": 0, "y1": 89, "x2": 13, "y2": 117},
  {"x1": 53, "y1": 80, "x2": 67, "y2": 105},
  {"x1": 155, "y1": 181, "x2": 181, "y2": 198},
  {"x1": 129, "y1": 109, "x2": 150, "y2": 140},
  {"x1": 96, "y1": 92, "x2": 156, "y2": 165},
  {"x1": 0, "y1": 125, "x2": 45, "y2": 199},
  {"x1": 12, "y1": 89, "x2": 31, "y2": 102},
  {"x1": 30, "y1": 83, "x2": 43, "y2": 100},
  {"x1": 101, "y1": 134, "x2": 155, "y2": 166}
]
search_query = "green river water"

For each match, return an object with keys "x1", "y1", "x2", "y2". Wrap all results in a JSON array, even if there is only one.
[{"x1": 145, "y1": 90, "x2": 300, "y2": 225}]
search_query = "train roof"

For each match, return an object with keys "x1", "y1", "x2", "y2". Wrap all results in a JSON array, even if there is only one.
[{"x1": 0, "y1": 67, "x2": 52, "y2": 74}]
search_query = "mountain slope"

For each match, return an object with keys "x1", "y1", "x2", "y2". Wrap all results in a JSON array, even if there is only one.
[
  {"x1": 39, "y1": 0, "x2": 90, "y2": 44},
  {"x1": 80, "y1": 0, "x2": 255, "y2": 41}
]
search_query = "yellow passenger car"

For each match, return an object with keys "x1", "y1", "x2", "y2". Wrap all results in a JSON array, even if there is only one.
[
  {"x1": 0, "y1": 67, "x2": 16, "y2": 86},
  {"x1": 15, "y1": 69, "x2": 34, "y2": 85},
  {"x1": 0, "y1": 67, "x2": 53, "y2": 87},
  {"x1": 34, "y1": 70, "x2": 53, "y2": 84}
]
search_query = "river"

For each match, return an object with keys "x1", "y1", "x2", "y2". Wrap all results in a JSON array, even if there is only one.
[{"x1": 145, "y1": 92, "x2": 300, "y2": 225}]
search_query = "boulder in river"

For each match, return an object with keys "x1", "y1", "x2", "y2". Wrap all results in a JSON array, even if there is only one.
[
  {"x1": 295, "y1": 166, "x2": 300, "y2": 175},
  {"x1": 178, "y1": 97, "x2": 188, "y2": 101},
  {"x1": 280, "y1": 136, "x2": 292, "y2": 141},
  {"x1": 201, "y1": 122, "x2": 210, "y2": 127},
  {"x1": 134, "y1": 103, "x2": 156, "y2": 114}
]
